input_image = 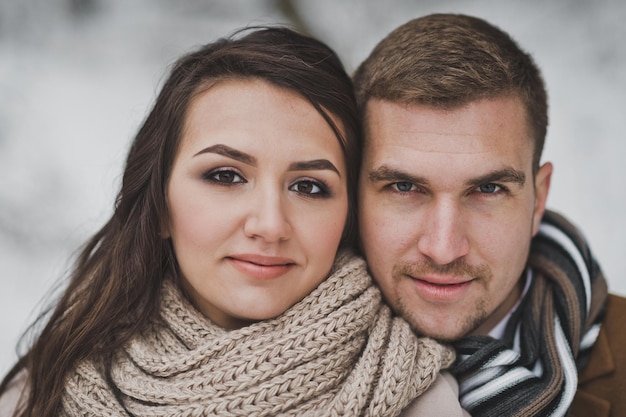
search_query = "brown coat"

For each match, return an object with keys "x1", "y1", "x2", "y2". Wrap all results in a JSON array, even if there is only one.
[{"x1": 571, "y1": 294, "x2": 626, "y2": 417}]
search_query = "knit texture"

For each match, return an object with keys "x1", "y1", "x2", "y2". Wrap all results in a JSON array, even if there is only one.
[
  {"x1": 60, "y1": 251, "x2": 454, "y2": 417},
  {"x1": 451, "y1": 211, "x2": 608, "y2": 417}
]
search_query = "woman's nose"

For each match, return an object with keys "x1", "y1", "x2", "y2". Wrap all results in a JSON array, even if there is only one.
[{"x1": 243, "y1": 186, "x2": 292, "y2": 243}]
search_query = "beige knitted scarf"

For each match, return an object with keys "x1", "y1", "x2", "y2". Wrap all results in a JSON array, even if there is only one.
[{"x1": 60, "y1": 251, "x2": 454, "y2": 417}]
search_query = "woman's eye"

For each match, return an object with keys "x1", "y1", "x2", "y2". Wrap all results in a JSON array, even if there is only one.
[
  {"x1": 289, "y1": 180, "x2": 328, "y2": 196},
  {"x1": 204, "y1": 169, "x2": 245, "y2": 184},
  {"x1": 477, "y1": 183, "x2": 501, "y2": 194},
  {"x1": 392, "y1": 182, "x2": 416, "y2": 192}
]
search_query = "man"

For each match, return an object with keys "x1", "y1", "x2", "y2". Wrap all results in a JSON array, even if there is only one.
[{"x1": 354, "y1": 13, "x2": 626, "y2": 417}]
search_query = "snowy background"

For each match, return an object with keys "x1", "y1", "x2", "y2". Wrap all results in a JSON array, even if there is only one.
[{"x1": 1, "y1": 0, "x2": 625, "y2": 376}]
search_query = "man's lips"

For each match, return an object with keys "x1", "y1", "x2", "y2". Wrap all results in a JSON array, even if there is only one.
[
  {"x1": 407, "y1": 275, "x2": 474, "y2": 302},
  {"x1": 227, "y1": 254, "x2": 295, "y2": 280}
]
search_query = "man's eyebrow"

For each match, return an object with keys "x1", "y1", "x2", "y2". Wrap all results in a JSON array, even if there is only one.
[
  {"x1": 289, "y1": 159, "x2": 341, "y2": 176},
  {"x1": 466, "y1": 168, "x2": 526, "y2": 188},
  {"x1": 368, "y1": 165, "x2": 429, "y2": 186},
  {"x1": 368, "y1": 165, "x2": 526, "y2": 188},
  {"x1": 193, "y1": 144, "x2": 256, "y2": 165}
]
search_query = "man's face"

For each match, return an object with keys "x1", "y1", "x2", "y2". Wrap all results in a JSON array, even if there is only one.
[{"x1": 358, "y1": 96, "x2": 552, "y2": 341}]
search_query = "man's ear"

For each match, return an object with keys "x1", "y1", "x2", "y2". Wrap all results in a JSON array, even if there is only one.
[{"x1": 532, "y1": 162, "x2": 553, "y2": 236}]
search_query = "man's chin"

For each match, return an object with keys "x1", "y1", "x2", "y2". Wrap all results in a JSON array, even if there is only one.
[
  {"x1": 413, "y1": 327, "x2": 466, "y2": 343},
  {"x1": 392, "y1": 293, "x2": 489, "y2": 342},
  {"x1": 403, "y1": 310, "x2": 487, "y2": 343}
]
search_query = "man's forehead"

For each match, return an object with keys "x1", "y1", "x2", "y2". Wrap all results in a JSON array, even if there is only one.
[
  {"x1": 363, "y1": 97, "x2": 531, "y2": 156},
  {"x1": 367, "y1": 130, "x2": 497, "y2": 156}
]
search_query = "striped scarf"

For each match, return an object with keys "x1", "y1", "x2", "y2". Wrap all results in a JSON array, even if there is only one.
[
  {"x1": 61, "y1": 251, "x2": 454, "y2": 417},
  {"x1": 451, "y1": 210, "x2": 608, "y2": 417}
]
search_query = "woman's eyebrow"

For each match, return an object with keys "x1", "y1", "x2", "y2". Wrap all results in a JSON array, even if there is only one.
[
  {"x1": 194, "y1": 144, "x2": 256, "y2": 165},
  {"x1": 195, "y1": 145, "x2": 340, "y2": 176},
  {"x1": 289, "y1": 159, "x2": 341, "y2": 177}
]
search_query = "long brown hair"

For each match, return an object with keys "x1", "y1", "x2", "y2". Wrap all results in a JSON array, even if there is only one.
[{"x1": 0, "y1": 26, "x2": 360, "y2": 417}]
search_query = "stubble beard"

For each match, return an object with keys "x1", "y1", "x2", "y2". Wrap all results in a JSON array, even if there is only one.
[{"x1": 389, "y1": 258, "x2": 492, "y2": 343}]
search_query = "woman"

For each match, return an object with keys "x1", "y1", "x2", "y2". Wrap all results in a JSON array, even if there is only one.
[{"x1": 0, "y1": 27, "x2": 460, "y2": 416}]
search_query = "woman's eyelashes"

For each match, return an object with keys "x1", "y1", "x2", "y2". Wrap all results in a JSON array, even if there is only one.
[
  {"x1": 202, "y1": 168, "x2": 331, "y2": 198},
  {"x1": 202, "y1": 168, "x2": 246, "y2": 185},
  {"x1": 289, "y1": 178, "x2": 331, "y2": 198}
]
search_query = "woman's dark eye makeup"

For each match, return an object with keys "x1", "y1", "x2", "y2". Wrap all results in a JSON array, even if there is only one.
[
  {"x1": 202, "y1": 168, "x2": 331, "y2": 197},
  {"x1": 203, "y1": 168, "x2": 245, "y2": 184},
  {"x1": 289, "y1": 179, "x2": 330, "y2": 197}
]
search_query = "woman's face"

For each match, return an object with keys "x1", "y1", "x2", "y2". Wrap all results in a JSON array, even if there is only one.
[{"x1": 166, "y1": 79, "x2": 348, "y2": 329}]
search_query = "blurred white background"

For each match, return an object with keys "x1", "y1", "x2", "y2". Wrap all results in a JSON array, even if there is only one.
[{"x1": 1, "y1": 0, "x2": 625, "y2": 376}]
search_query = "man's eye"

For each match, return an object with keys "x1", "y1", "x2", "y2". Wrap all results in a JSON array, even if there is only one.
[
  {"x1": 204, "y1": 169, "x2": 245, "y2": 184},
  {"x1": 392, "y1": 182, "x2": 416, "y2": 192},
  {"x1": 477, "y1": 183, "x2": 500, "y2": 193},
  {"x1": 289, "y1": 180, "x2": 328, "y2": 196}
]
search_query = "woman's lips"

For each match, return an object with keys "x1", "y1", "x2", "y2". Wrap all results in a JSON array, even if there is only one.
[{"x1": 227, "y1": 254, "x2": 295, "y2": 280}]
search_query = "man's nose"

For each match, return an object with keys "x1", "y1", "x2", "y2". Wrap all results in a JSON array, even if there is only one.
[{"x1": 417, "y1": 198, "x2": 470, "y2": 265}]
